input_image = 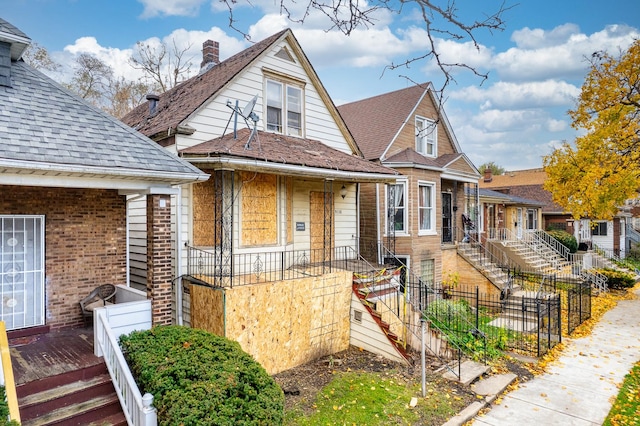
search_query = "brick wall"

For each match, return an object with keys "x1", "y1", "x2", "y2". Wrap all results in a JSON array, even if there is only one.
[
  {"x1": 0, "y1": 186, "x2": 126, "y2": 329},
  {"x1": 147, "y1": 194, "x2": 173, "y2": 325}
]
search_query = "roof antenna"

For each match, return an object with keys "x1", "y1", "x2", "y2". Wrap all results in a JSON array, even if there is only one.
[{"x1": 224, "y1": 94, "x2": 260, "y2": 149}]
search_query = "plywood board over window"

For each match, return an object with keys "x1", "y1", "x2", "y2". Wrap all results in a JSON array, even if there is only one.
[
  {"x1": 192, "y1": 178, "x2": 217, "y2": 246},
  {"x1": 310, "y1": 191, "x2": 334, "y2": 263},
  {"x1": 241, "y1": 172, "x2": 277, "y2": 246}
]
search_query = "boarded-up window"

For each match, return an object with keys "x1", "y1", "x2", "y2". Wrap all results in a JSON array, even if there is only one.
[
  {"x1": 192, "y1": 178, "x2": 216, "y2": 246},
  {"x1": 241, "y1": 172, "x2": 277, "y2": 246}
]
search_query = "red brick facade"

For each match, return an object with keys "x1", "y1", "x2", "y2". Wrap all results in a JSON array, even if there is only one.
[
  {"x1": 146, "y1": 194, "x2": 173, "y2": 325},
  {"x1": 0, "y1": 186, "x2": 127, "y2": 329}
]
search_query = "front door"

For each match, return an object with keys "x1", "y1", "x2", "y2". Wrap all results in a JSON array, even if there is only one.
[
  {"x1": 442, "y1": 193, "x2": 452, "y2": 243},
  {"x1": 310, "y1": 191, "x2": 334, "y2": 263},
  {"x1": 0, "y1": 216, "x2": 45, "y2": 330}
]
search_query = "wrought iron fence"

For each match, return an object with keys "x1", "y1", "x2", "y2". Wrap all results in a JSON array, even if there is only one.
[
  {"x1": 186, "y1": 245, "x2": 358, "y2": 287},
  {"x1": 426, "y1": 286, "x2": 562, "y2": 358}
]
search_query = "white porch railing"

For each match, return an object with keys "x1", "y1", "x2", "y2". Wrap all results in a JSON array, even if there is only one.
[{"x1": 94, "y1": 287, "x2": 157, "y2": 426}]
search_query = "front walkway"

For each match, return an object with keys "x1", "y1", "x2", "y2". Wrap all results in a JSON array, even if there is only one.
[{"x1": 473, "y1": 287, "x2": 640, "y2": 425}]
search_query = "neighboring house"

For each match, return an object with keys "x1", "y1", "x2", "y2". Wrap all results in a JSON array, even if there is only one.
[
  {"x1": 477, "y1": 186, "x2": 543, "y2": 241},
  {"x1": 480, "y1": 168, "x2": 631, "y2": 257},
  {"x1": 0, "y1": 18, "x2": 207, "y2": 334},
  {"x1": 121, "y1": 30, "x2": 398, "y2": 373},
  {"x1": 337, "y1": 84, "x2": 481, "y2": 286}
]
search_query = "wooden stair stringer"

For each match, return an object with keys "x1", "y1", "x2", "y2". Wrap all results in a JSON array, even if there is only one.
[{"x1": 349, "y1": 290, "x2": 410, "y2": 366}]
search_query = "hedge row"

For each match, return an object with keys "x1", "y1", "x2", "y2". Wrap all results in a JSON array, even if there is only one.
[{"x1": 119, "y1": 325, "x2": 284, "y2": 426}]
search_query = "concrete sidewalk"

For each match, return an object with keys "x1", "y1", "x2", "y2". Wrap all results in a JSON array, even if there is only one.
[{"x1": 472, "y1": 287, "x2": 640, "y2": 426}]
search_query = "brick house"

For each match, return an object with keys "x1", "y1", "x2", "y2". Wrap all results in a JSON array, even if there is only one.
[
  {"x1": 479, "y1": 168, "x2": 632, "y2": 256},
  {"x1": 121, "y1": 29, "x2": 398, "y2": 373},
  {"x1": 338, "y1": 84, "x2": 480, "y2": 286},
  {"x1": 0, "y1": 18, "x2": 207, "y2": 334}
]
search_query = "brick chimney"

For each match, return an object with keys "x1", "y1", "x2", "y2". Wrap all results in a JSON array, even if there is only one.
[
  {"x1": 483, "y1": 168, "x2": 493, "y2": 183},
  {"x1": 200, "y1": 40, "x2": 219, "y2": 71}
]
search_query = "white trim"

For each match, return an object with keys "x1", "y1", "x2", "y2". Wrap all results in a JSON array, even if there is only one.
[
  {"x1": 384, "y1": 180, "x2": 408, "y2": 236},
  {"x1": 417, "y1": 180, "x2": 437, "y2": 236},
  {"x1": 185, "y1": 156, "x2": 398, "y2": 182},
  {"x1": 415, "y1": 115, "x2": 437, "y2": 158}
]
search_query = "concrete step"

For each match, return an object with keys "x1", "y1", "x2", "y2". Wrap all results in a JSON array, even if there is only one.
[{"x1": 442, "y1": 360, "x2": 491, "y2": 386}]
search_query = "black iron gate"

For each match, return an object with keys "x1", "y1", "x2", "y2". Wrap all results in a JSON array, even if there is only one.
[{"x1": 566, "y1": 281, "x2": 591, "y2": 335}]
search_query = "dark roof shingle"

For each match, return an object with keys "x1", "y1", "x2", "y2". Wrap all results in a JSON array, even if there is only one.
[
  {"x1": 122, "y1": 30, "x2": 288, "y2": 138},
  {"x1": 337, "y1": 84, "x2": 427, "y2": 160},
  {"x1": 180, "y1": 128, "x2": 397, "y2": 177}
]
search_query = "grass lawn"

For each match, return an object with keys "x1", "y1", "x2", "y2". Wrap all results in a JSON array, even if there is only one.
[
  {"x1": 284, "y1": 370, "x2": 475, "y2": 425},
  {"x1": 604, "y1": 362, "x2": 640, "y2": 425}
]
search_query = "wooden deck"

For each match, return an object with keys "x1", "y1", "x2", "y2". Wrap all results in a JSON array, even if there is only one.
[{"x1": 9, "y1": 327, "x2": 103, "y2": 386}]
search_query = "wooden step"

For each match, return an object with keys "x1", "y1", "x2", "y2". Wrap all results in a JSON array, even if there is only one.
[
  {"x1": 17, "y1": 363, "x2": 126, "y2": 426},
  {"x1": 22, "y1": 393, "x2": 123, "y2": 426},
  {"x1": 19, "y1": 373, "x2": 114, "y2": 420}
]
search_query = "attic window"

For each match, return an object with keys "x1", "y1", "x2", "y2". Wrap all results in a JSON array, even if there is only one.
[
  {"x1": 275, "y1": 47, "x2": 295, "y2": 63},
  {"x1": 266, "y1": 78, "x2": 303, "y2": 137}
]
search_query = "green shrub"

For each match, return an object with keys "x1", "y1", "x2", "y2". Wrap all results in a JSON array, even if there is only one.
[
  {"x1": 0, "y1": 386, "x2": 19, "y2": 425},
  {"x1": 547, "y1": 229, "x2": 578, "y2": 253},
  {"x1": 119, "y1": 325, "x2": 284, "y2": 426},
  {"x1": 596, "y1": 268, "x2": 636, "y2": 290}
]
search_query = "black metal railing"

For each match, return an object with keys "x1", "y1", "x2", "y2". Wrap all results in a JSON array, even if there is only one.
[
  {"x1": 186, "y1": 245, "x2": 358, "y2": 288},
  {"x1": 427, "y1": 286, "x2": 562, "y2": 358}
]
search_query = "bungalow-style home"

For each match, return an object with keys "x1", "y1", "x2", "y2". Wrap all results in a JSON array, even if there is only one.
[
  {"x1": 121, "y1": 30, "x2": 398, "y2": 374},
  {"x1": 477, "y1": 181, "x2": 543, "y2": 241},
  {"x1": 337, "y1": 84, "x2": 481, "y2": 287},
  {"x1": 480, "y1": 168, "x2": 632, "y2": 257},
  {"x1": 0, "y1": 17, "x2": 208, "y2": 335}
]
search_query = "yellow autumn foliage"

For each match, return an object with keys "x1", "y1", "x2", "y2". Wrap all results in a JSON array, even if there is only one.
[{"x1": 544, "y1": 40, "x2": 640, "y2": 220}]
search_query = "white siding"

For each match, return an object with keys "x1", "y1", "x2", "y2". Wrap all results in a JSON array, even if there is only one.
[
  {"x1": 177, "y1": 39, "x2": 352, "y2": 155},
  {"x1": 349, "y1": 294, "x2": 408, "y2": 365}
]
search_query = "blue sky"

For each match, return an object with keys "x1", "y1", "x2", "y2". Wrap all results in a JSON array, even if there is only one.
[{"x1": 4, "y1": 0, "x2": 640, "y2": 170}]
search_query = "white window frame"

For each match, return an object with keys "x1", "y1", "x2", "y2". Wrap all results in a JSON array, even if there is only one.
[
  {"x1": 418, "y1": 181, "x2": 436, "y2": 235},
  {"x1": 386, "y1": 181, "x2": 408, "y2": 236},
  {"x1": 265, "y1": 78, "x2": 303, "y2": 137},
  {"x1": 416, "y1": 116, "x2": 437, "y2": 157}
]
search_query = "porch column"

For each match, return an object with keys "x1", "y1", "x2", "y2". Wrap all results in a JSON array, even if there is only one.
[{"x1": 146, "y1": 194, "x2": 172, "y2": 326}]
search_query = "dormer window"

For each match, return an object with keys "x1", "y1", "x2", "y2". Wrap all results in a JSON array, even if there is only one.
[
  {"x1": 266, "y1": 79, "x2": 303, "y2": 136},
  {"x1": 416, "y1": 116, "x2": 436, "y2": 157}
]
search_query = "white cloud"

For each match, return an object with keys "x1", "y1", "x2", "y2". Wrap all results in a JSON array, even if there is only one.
[
  {"x1": 451, "y1": 80, "x2": 579, "y2": 110},
  {"x1": 494, "y1": 24, "x2": 640, "y2": 82},
  {"x1": 138, "y1": 0, "x2": 205, "y2": 18},
  {"x1": 60, "y1": 28, "x2": 247, "y2": 84},
  {"x1": 546, "y1": 118, "x2": 567, "y2": 132},
  {"x1": 511, "y1": 23, "x2": 582, "y2": 49}
]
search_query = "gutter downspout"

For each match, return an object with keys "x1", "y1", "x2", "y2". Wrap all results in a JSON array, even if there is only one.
[{"x1": 376, "y1": 183, "x2": 381, "y2": 264}]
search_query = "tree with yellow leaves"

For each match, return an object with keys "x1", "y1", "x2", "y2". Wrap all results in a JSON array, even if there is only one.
[{"x1": 543, "y1": 40, "x2": 640, "y2": 220}]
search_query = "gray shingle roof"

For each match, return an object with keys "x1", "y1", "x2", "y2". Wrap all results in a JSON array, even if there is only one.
[{"x1": 0, "y1": 60, "x2": 206, "y2": 181}]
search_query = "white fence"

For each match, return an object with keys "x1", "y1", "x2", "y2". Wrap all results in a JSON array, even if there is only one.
[{"x1": 94, "y1": 287, "x2": 157, "y2": 426}]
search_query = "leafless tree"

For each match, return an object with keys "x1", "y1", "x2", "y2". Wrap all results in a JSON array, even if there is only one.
[
  {"x1": 129, "y1": 39, "x2": 195, "y2": 93},
  {"x1": 105, "y1": 76, "x2": 151, "y2": 119},
  {"x1": 65, "y1": 53, "x2": 114, "y2": 107},
  {"x1": 221, "y1": 0, "x2": 513, "y2": 94},
  {"x1": 21, "y1": 42, "x2": 59, "y2": 72}
]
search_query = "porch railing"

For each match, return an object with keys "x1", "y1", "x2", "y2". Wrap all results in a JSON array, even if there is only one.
[
  {"x1": 94, "y1": 304, "x2": 157, "y2": 426},
  {"x1": 186, "y1": 245, "x2": 358, "y2": 287}
]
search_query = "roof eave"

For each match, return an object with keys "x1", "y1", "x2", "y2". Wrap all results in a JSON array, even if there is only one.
[{"x1": 183, "y1": 155, "x2": 397, "y2": 183}]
